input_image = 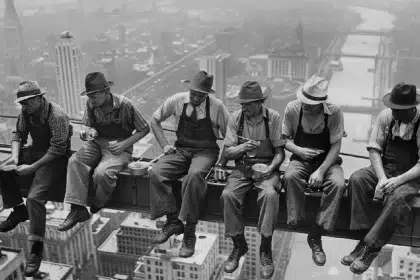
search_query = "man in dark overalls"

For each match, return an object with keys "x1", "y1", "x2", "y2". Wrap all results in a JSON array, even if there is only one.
[
  {"x1": 342, "y1": 83, "x2": 420, "y2": 274},
  {"x1": 58, "y1": 72, "x2": 150, "y2": 231},
  {"x1": 216, "y1": 81, "x2": 285, "y2": 279},
  {"x1": 149, "y1": 71, "x2": 230, "y2": 258},
  {"x1": 0, "y1": 81, "x2": 72, "y2": 276},
  {"x1": 282, "y1": 75, "x2": 346, "y2": 266}
]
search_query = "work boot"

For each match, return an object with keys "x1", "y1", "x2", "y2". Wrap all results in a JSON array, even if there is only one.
[
  {"x1": 307, "y1": 234, "x2": 326, "y2": 266},
  {"x1": 179, "y1": 223, "x2": 197, "y2": 258},
  {"x1": 24, "y1": 242, "x2": 43, "y2": 277},
  {"x1": 152, "y1": 217, "x2": 184, "y2": 244},
  {"x1": 224, "y1": 234, "x2": 248, "y2": 273},
  {"x1": 57, "y1": 205, "x2": 90, "y2": 231},
  {"x1": 90, "y1": 204, "x2": 103, "y2": 214},
  {"x1": 350, "y1": 245, "x2": 381, "y2": 274},
  {"x1": 260, "y1": 235, "x2": 274, "y2": 279},
  {"x1": 0, "y1": 204, "x2": 28, "y2": 232},
  {"x1": 341, "y1": 241, "x2": 365, "y2": 266}
]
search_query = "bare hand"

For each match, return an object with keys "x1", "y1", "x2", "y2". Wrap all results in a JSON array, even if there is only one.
[
  {"x1": 241, "y1": 141, "x2": 260, "y2": 152},
  {"x1": 297, "y1": 147, "x2": 323, "y2": 161},
  {"x1": 109, "y1": 141, "x2": 127, "y2": 155},
  {"x1": 308, "y1": 169, "x2": 325, "y2": 189},
  {"x1": 16, "y1": 164, "x2": 36, "y2": 176},
  {"x1": 382, "y1": 176, "x2": 403, "y2": 194},
  {"x1": 213, "y1": 166, "x2": 227, "y2": 182},
  {"x1": 163, "y1": 145, "x2": 176, "y2": 155}
]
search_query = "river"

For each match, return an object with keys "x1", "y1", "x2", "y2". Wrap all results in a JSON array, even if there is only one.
[{"x1": 284, "y1": 6, "x2": 396, "y2": 280}]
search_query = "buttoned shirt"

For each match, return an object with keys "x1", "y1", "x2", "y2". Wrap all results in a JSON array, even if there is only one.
[
  {"x1": 367, "y1": 108, "x2": 420, "y2": 161},
  {"x1": 152, "y1": 91, "x2": 230, "y2": 138},
  {"x1": 83, "y1": 93, "x2": 149, "y2": 133},
  {"x1": 12, "y1": 98, "x2": 72, "y2": 157},
  {"x1": 224, "y1": 107, "x2": 285, "y2": 148},
  {"x1": 282, "y1": 100, "x2": 345, "y2": 144}
]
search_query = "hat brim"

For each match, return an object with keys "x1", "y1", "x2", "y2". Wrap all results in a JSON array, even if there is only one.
[
  {"x1": 383, "y1": 92, "x2": 420, "y2": 109},
  {"x1": 296, "y1": 86, "x2": 326, "y2": 105},
  {"x1": 183, "y1": 80, "x2": 215, "y2": 94},
  {"x1": 15, "y1": 92, "x2": 46, "y2": 104},
  {"x1": 238, "y1": 96, "x2": 267, "y2": 104},
  {"x1": 81, "y1": 81, "x2": 114, "y2": 96}
]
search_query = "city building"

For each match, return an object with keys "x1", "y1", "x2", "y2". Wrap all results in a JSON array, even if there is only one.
[
  {"x1": 55, "y1": 31, "x2": 85, "y2": 118},
  {"x1": 0, "y1": 247, "x2": 25, "y2": 280},
  {"x1": 99, "y1": 209, "x2": 129, "y2": 233},
  {"x1": 391, "y1": 245, "x2": 420, "y2": 280},
  {"x1": 91, "y1": 214, "x2": 112, "y2": 248},
  {"x1": 267, "y1": 47, "x2": 309, "y2": 82},
  {"x1": 141, "y1": 232, "x2": 219, "y2": 280},
  {"x1": 0, "y1": 202, "x2": 97, "y2": 280},
  {"x1": 199, "y1": 53, "x2": 231, "y2": 102},
  {"x1": 36, "y1": 261, "x2": 74, "y2": 280},
  {"x1": 97, "y1": 213, "x2": 158, "y2": 278},
  {"x1": 247, "y1": 54, "x2": 269, "y2": 77},
  {"x1": 3, "y1": 0, "x2": 27, "y2": 84}
]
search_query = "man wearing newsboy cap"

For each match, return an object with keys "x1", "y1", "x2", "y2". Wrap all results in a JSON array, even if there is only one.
[
  {"x1": 217, "y1": 81, "x2": 285, "y2": 279},
  {"x1": 282, "y1": 75, "x2": 346, "y2": 266},
  {"x1": 0, "y1": 81, "x2": 72, "y2": 276},
  {"x1": 149, "y1": 71, "x2": 230, "y2": 258},
  {"x1": 58, "y1": 72, "x2": 150, "y2": 231},
  {"x1": 342, "y1": 83, "x2": 420, "y2": 274}
]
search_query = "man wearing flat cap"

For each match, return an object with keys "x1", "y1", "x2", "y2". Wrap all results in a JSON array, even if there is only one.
[
  {"x1": 216, "y1": 81, "x2": 285, "y2": 279},
  {"x1": 282, "y1": 74, "x2": 346, "y2": 266},
  {"x1": 342, "y1": 83, "x2": 420, "y2": 274},
  {"x1": 0, "y1": 81, "x2": 72, "y2": 276},
  {"x1": 149, "y1": 70, "x2": 230, "y2": 258},
  {"x1": 58, "y1": 72, "x2": 150, "y2": 231}
]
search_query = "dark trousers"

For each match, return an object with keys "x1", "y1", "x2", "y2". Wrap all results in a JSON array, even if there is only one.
[
  {"x1": 221, "y1": 168, "x2": 280, "y2": 237},
  {"x1": 283, "y1": 160, "x2": 346, "y2": 232},
  {"x1": 348, "y1": 166, "x2": 420, "y2": 248},
  {"x1": 149, "y1": 147, "x2": 218, "y2": 223},
  {"x1": 0, "y1": 147, "x2": 68, "y2": 241}
]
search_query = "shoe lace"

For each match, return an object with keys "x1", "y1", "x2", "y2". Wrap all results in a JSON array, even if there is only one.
[
  {"x1": 28, "y1": 253, "x2": 42, "y2": 266},
  {"x1": 351, "y1": 242, "x2": 365, "y2": 256},
  {"x1": 228, "y1": 246, "x2": 242, "y2": 261},
  {"x1": 260, "y1": 251, "x2": 272, "y2": 266},
  {"x1": 308, "y1": 237, "x2": 323, "y2": 252},
  {"x1": 182, "y1": 234, "x2": 195, "y2": 248},
  {"x1": 360, "y1": 247, "x2": 378, "y2": 263}
]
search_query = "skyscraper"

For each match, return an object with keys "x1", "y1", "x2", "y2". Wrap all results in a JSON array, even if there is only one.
[
  {"x1": 55, "y1": 31, "x2": 85, "y2": 118},
  {"x1": 4, "y1": 0, "x2": 27, "y2": 79},
  {"x1": 199, "y1": 53, "x2": 230, "y2": 102},
  {"x1": 0, "y1": 247, "x2": 25, "y2": 280}
]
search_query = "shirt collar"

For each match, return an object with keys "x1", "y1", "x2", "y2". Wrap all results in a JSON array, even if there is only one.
[{"x1": 184, "y1": 94, "x2": 207, "y2": 108}]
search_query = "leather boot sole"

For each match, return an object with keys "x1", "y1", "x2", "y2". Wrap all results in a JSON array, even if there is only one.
[
  {"x1": 312, "y1": 255, "x2": 326, "y2": 266},
  {"x1": 341, "y1": 258, "x2": 353, "y2": 266},
  {"x1": 349, "y1": 265, "x2": 366, "y2": 274},
  {"x1": 57, "y1": 213, "x2": 90, "y2": 232},
  {"x1": 223, "y1": 249, "x2": 248, "y2": 273}
]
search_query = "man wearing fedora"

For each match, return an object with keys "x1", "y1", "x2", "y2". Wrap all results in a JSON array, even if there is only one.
[
  {"x1": 282, "y1": 75, "x2": 346, "y2": 266},
  {"x1": 149, "y1": 70, "x2": 230, "y2": 258},
  {"x1": 342, "y1": 82, "x2": 420, "y2": 274},
  {"x1": 58, "y1": 72, "x2": 150, "y2": 231},
  {"x1": 0, "y1": 81, "x2": 72, "y2": 276},
  {"x1": 216, "y1": 81, "x2": 285, "y2": 279}
]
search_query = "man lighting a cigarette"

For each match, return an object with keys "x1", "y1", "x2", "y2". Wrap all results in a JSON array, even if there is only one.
[
  {"x1": 342, "y1": 83, "x2": 420, "y2": 274},
  {"x1": 216, "y1": 81, "x2": 285, "y2": 279},
  {"x1": 282, "y1": 75, "x2": 346, "y2": 266},
  {"x1": 58, "y1": 72, "x2": 149, "y2": 231}
]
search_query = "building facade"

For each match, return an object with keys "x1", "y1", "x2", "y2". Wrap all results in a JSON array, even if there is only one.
[
  {"x1": 199, "y1": 53, "x2": 231, "y2": 102},
  {"x1": 55, "y1": 31, "x2": 85, "y2": 118}
]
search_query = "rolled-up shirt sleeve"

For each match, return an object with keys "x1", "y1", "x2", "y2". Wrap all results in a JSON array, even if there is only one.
[
  {"x1": 127, "y1": 101, "x2": 149, "y2": 132},
  {"x1": 11, "y1": 114, "x2": 29, "y2": 145},
  {"x1": 216, "y1": 105, "x2": 230, "y2": 138},
  {"x1": 153, "y1": 95, "x2": 177, "y2": 122},
  {"x1": 367, "y1": 109, "x2": 390, "y2": 153},
  {"x1": 270, "y1": 113, "x2": 286, "y2": 147},
  {"x1": 281, "y1": 104, "x2": 295, "y2": 138},
  {"x1": 47, "y1": 111, "x2": 71, "y2": 157},
  {"x1": 329, "y1": 108, "x2": 345, "y2": 144},
  {"x1": 223, "y1": 114, "x2": 239, "y2": 147}
]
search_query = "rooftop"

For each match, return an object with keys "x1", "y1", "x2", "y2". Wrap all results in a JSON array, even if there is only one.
[
  {"x1": 120, "y1": 212, "x2": 158, "y2": 230},
  {"x1": 90, "y1": 214, "x2": 110, "y2": 234},
  {"x1": 147, "y1": 232, "x2": 218, "y2": 266},
  {"x1": 0, "y1": 247, "x2": 23, "y2": 272},
  {"x1": 38, "y1": 261, "x2": 73, "y2": 279},
  {"x1": 98, "y1": 230, "x2": 119, "y2": 254}
]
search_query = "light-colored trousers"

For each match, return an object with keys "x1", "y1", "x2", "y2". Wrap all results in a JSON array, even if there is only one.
[{"x1": 64, "y1": 138, "x2": 131, "y2": 208}]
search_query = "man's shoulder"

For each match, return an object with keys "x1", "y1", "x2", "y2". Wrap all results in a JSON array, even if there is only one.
[
  {"x1": 324, "y1": 102, "x2": 342, "y2": 115},
  {"x1": 208, "y1": 94, "x2": 225, "y2": 107},
  {"x1": 230, "y1": 109, "x2": 242, "y2": 121},
  {"x1": 265, "y1": 107, "x2": 281, "y2": 119},
  {"x1": 49, "y1": 101, "x2": 69, "y2": 118}
]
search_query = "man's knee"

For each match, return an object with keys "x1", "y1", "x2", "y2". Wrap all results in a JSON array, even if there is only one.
[
  {"x1": 283, "y1": 168, "x2": 303, "y2": 185},
  {"x1": 221, "y1": 186, "x2": 236, "y2": 202},
  {"x1": 260, "y1": 185, "x2": 279, "y2": 202},
  {"x1": 185, "y1": 169, "x2": 204, "y2": 181},
  {"x1": 27, "y1": 190, "x2": 47, "y2": 204},
  {"x1": 388, "y1": 185, "x2": 418, "y2": 203}
]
